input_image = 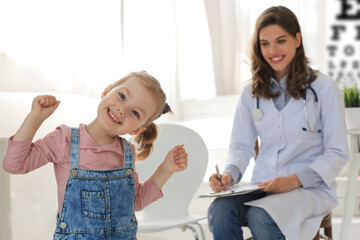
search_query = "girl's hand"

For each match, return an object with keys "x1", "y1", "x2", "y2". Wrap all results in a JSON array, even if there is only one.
[
  {"x1": 30, "y1": 95, "x2": 60, "y2": 123},
  {"x1": 258, "y1": 174, "x2": 301, "y2": 193},
  {"x1": 163, "y1": 144, "x2": 188, "y2": 173},
  {"x1": 151, "y1": 144, "x2": 188, "y2": 189},
  {"x1": 209, "y1": 172, "x2": 233, "y2": 192},
  {"x1": 12, "y1": 95, "x2": 60, "y2": 141}
]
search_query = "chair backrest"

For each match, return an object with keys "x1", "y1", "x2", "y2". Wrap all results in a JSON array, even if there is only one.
[{"x1": 135, "y1": 123, "x2": 208, "y2": 220}]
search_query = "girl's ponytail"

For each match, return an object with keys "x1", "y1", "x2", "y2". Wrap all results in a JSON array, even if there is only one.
[{"x1": 134, "y1": 123, "x2": 158, "y2": 160}]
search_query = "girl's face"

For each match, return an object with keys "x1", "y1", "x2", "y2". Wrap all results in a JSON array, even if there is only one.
[
  {"x1": 96, "y1": 77, "x2": 158, "y2": 138},
  {"x1": 259, "y1": 24, "x2": 301, "y2": 81}
]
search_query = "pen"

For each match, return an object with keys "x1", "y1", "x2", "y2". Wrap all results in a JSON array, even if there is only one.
[{"x1": 215, "y1": 164, "x2": 223, "y2": 188}]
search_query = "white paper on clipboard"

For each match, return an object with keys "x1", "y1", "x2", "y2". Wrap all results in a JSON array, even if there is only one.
[{"x1": 199, "y1": 183, "x2": 265, "y2": 198}]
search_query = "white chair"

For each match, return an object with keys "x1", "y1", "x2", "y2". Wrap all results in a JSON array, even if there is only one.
[{"x1": 135, "y1": 123, "x2": 208, "y2": 240}]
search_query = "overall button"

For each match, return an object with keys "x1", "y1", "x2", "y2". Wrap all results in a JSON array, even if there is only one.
[
  {"x1": 132, "y1": 216, "x2": 137, "y2": 222},
  {"x1": 59, "y1": 222, "x2": 67, "y2": 229},
  {"x1": 71, "y1": 169, "x2": 78, "y2": 177},
  {"x1": 126, "y1": 169, "x2": 133, "y2": 175}
]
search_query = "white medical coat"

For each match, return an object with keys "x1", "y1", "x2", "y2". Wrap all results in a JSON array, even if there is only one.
[{"x1": 226, "y1": 72, "x2": 349, "y2": 240}]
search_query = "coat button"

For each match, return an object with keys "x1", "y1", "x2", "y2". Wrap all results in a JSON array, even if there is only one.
[
  {"x1": 60, "y1": 222, "x2": 67, "y2": 229},
  {"x1": 126, "y1": 169, "x2": 133, "y2": 175},
  {"x1": 71, "y1": 169, "x2": 78, "y2": 177}
]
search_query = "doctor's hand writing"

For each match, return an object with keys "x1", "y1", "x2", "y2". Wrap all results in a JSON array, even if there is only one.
[
  {"x1": 209, "y1": 172, "x2": 233, "y2": 192},
  {"x1": 258, "y1": 174, "x2": 302, "y2": 193}
]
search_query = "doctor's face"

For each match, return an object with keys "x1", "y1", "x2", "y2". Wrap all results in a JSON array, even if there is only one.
[{"x1": 259, "y1": 24, "x2": 301, "y2": 81}]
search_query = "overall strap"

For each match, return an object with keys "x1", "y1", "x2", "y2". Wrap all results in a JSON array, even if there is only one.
[
  {"x1": 69, "y1": 127, "x2": 80, "y2": 169},
  {"x1": 122, "y1": 138, "x2": 133, "y2": 168}
]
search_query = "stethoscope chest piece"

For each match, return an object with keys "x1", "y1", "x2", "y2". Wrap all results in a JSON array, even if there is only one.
[{"x1": 252, "y1": 108, "x2": 263, "y2": 121}]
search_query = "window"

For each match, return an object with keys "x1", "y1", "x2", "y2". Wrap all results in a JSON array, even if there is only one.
[
  {"x1": 123, "y1": 0, "x2": 216, "y2": 103},
  {"x1": 0, "y1": 0, "x2": 330, "y2": 120},
  {"x1": 0, "y1": 0, "x2": 123, "y2": 96}
]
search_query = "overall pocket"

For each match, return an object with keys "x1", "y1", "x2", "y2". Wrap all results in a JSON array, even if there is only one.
[
  {"x1": 81, "y1": 190, "x2": 106, "y2": 219},
  {"x1": 54, "y1": 233, "x2": 78, "y2": 240}
]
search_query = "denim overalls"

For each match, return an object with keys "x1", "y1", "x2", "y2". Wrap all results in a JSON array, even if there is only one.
[{"x1": 54, "y1": 128, "x2": 137, "y2": 240}]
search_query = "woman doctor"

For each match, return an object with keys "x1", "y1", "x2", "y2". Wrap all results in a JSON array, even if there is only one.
[{"x1": 208, "y1": 6, "x2": 349, "y2": 240}]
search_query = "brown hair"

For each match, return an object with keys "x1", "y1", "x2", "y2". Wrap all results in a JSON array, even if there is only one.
[
  {"x1": 249, "y1": 6, "x2": 316, "y2": 100},
  {"x1": 109, "y1": 71, "x2": 171, "y2": 160}
]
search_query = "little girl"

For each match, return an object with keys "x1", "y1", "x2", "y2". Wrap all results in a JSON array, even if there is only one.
[{"x1": 2, "y1": 71, "x2": 188, "y2": 240}]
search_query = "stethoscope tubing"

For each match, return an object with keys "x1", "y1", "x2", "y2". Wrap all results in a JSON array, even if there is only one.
[
  {"x1": 253, "y1": 69, "x2": 321, "y2": 133},
  {"x1": 302, "y1": 70, "x2": 318, "y2": 103}
]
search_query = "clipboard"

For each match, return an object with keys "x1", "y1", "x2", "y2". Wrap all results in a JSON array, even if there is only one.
[{"x1": 199, "y1": 183, "x2": 265, "y2": 198}]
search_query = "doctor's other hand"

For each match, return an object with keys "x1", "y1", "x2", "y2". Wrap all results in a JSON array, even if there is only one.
[
  {"x1": 209, "y1": 172, "x2": 233, "y2": 192},
  {"x1": 258, "y1": 174, "x2": 302, "y2": 193}
]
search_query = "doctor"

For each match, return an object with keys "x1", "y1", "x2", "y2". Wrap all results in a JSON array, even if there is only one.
[{"x1": 208, "y1": 6, "x2": 349, "y2": 240}]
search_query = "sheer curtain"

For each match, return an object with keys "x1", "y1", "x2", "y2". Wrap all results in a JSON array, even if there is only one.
[
  {"x1": 0, "y1": 0, "x2": 328, "y2": 117},
  {"x1": 0, "y1": 0, "x2": 216, "y2": 118},
  {"x1": 0, "y1": 0, "x2": 124, "y2": 97},
  {"x1": 122, "y1": 0, "x2": 216, "y2": 103},
  {"x1": 204, "y1": 0, "x2": 241, "y2": 96}
]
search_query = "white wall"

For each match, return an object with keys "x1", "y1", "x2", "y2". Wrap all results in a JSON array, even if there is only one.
[{"x1": 0, "y1": 138, "x2": 12, "y2": 240}]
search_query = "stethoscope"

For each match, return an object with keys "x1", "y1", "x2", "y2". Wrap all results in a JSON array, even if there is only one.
[{"x1": 252, "y1": 70, "x2": 321, "y2": 133}]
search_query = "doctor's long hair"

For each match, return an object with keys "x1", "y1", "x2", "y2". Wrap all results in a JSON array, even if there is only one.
[
  {"x1": 249, "y1": 6, "x2": 316, "y2": 100},
  {"x1": 110, "y1": 71, "x2": 171, "y2": 160}
]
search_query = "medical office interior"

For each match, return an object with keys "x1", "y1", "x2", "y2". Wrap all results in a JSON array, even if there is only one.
[{"x1": 0, "y1": 0, "x2": 359, "y2": 239}]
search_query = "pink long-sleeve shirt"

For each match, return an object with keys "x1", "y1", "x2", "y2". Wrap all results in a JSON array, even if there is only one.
[{"x1": 2, "y1": 124, "x2": 162, "y2": 214}]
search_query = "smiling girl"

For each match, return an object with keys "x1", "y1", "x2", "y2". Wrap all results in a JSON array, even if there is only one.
[{"x1": 3, "y1": 71, "x2": 188, "y2": 240}]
